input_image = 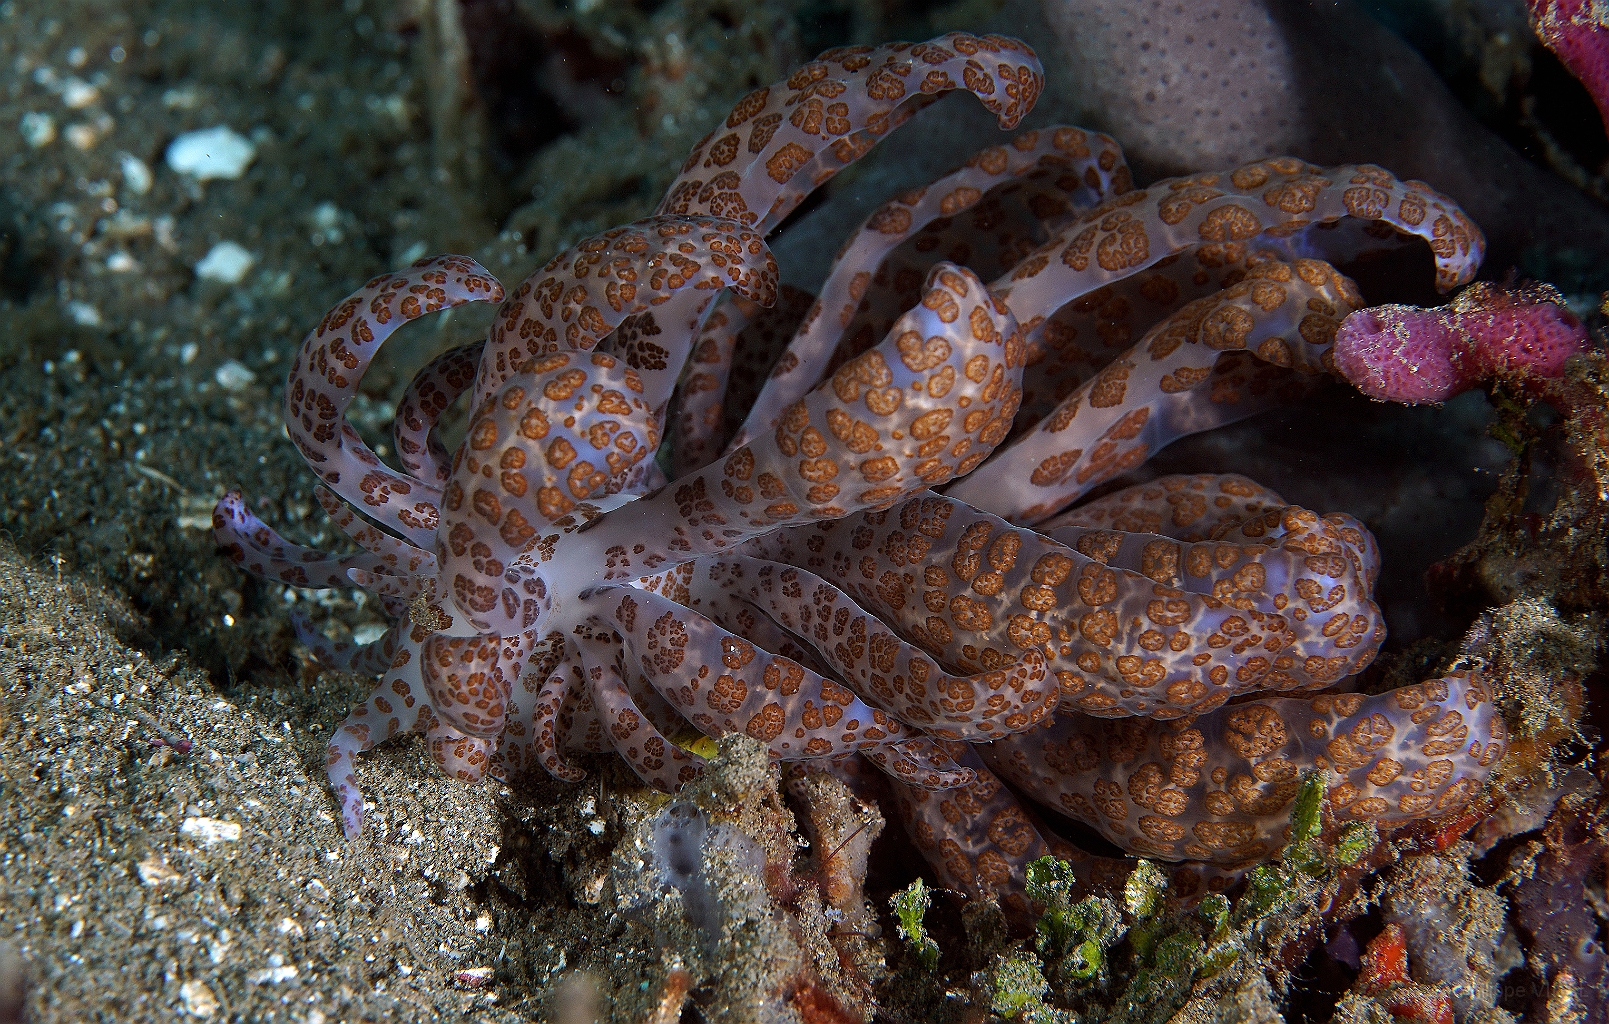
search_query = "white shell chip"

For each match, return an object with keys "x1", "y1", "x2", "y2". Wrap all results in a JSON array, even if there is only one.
[
  {"x1": 119, "y1": 152, "x2": 153, "y2": 194},
  {"x1": 180, "y1": 816, "x2": 242, "y2": 845},
  {"x1": 214, "y1": 359, "x2": 257, "y2": 391},
  {"x1": 166, "y1": 125, "x2": 255, "y2": 180},
  {"x1": 195, "y1": 241, "x2": 255, "y2": 284}
]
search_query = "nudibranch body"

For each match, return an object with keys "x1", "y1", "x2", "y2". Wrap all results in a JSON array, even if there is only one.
[{"x1": 217, "y1": 31, "x2": 1505, "y2": 908}]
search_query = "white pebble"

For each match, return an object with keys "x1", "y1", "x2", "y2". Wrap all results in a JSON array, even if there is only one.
[
  {"x1": 67, "y1": 301, "x2": 101, "y2": 326},
  {"x1": 181, "y1": 816, "x2": 242, "y2": 845},
  {"x1": 154, "y1": 214, "x2": 178, "y2": 252},
  {"x1": 351, "y1": 622, "x2": 389, "y2": 645},
  {"x1": 214, "y1": 359, "x2": 256, "y2": 391},
  {"x1": 119, "y1": 152, "x2": 152, "y2": 194},
  {"x1": 246, "y1": 956, "x2": 298, "y2": 985},
  {"x1": 309, "y1": 201, "x2": 346, "y2": 245},
  {"x1": 179, "y1": 980, "x2": 220, "y2": 1019},
  {"x1": 61, "y1": 76, "x2": 98, "y2": 109},
  {"x1": 136, "y1": 855, "x2": 180, "y2": 886},
  {"x1": 166, "y1": 125, "x2": 255, "y2": 180},
  {"x1": 19, "y1": 111, "x2": 54, "y2": 147},
  {"x1": 246, "y1": 966, "x2": 299, "y2": 986},
  {"x1": 311, "y1": 201, "x2": 341, "y2": 231},
  {"x1": 194, "y1": 241, "x2": 254, "y2": 284},
  {"x1": 65, "y1": 122, "x2": 100, "y2": 150},
  {"x1": 162, "y1": 86, "x2": 200, "y2": 110},
  {"x1": 105, "y1": 251, "x2": 139, "y2": 273}
]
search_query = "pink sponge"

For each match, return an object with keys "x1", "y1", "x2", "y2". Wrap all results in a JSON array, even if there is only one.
[
  {"x1": 1333, "y1": 282, "x2": 1588, "y2": 404},
  {"x1": 1528, "y1": 1, "x2": 1609, "y2": 136}
]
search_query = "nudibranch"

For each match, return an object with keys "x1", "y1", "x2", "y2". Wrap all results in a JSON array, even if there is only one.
[{"x1": 216, "y1": 32, "x2": 1506, "y2": 909}]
